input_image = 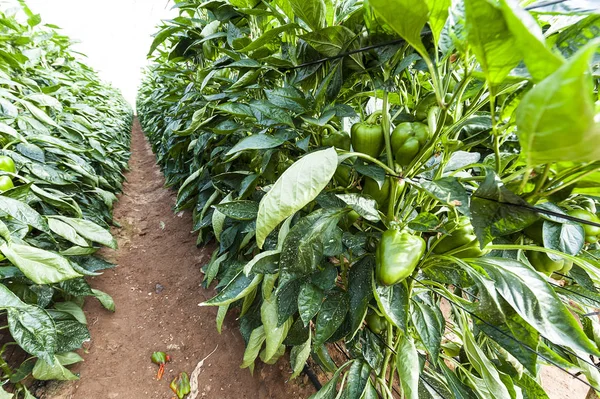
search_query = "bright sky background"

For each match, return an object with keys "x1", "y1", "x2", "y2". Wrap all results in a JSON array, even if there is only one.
[{"x1": 2, "y1": 0, "x2": 177, "y2": 107}]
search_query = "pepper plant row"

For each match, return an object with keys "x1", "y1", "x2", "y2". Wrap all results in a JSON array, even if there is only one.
[
  {"x1": 138, "y1": 0, "x2": 600, "y2": 397},
  {"x1": 0, "y1": 3, "x2": 132, "y2": 396}
]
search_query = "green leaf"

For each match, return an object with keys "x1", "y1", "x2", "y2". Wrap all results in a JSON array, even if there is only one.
[
  {"x1": 369, "y1": 0, "x2": 429, "y2": 56},
  {"x1": 48, "y1": 218, "x2": 89, "y2": 247},
  {"x1": 216, "y1": 304, "x2": 228, "y2": 334},
  {"x1": 92, "y1": 289, "x2": 115, "y2": 312},
  {"x1": 1, "y1": 242, "x2": 82, "y2": 284},
  {"x1": 462, "y1": 326, "x2": 512, "y2": 399},
  {"x1": 412, "y1": 300, "x2": 443, "y2": 365},
  {"x1": 470, "y1": 171, "x2": 538, "y2": 247},
  {"x1": 464, "y1": 0, "x2": 522, "y2": 89},
  {"x1": 395, "y1": 333, "x2": 420, "y2": 399},
  {"x1": 279, "y1": 209, "x2": 344, "y2": 282},
  {"x1": 348, "y1": 256, "x2": 374, "y2": 338},
  {"x1": 343, "y1": 360, "x2": 370, "y2": 398},
  {"x1": 298, "y1": 283, "x2": 324, "y2": 326},
  {"x1": 419, "y1": 177, "x2": 470, "y2": 216},
  {"x1": 250, "y1": 100, "x2": 295, "y2": 127},
  {"x1": 290, "y1": 331, "x2": 311, "y2": 379},
  {"x1": 542, "y1": 220, "x2": 585, "y2": 261},
  {"x1": 240, "y1": 326, "x2": 266, "y2": 370},
  {"x1": 264, "y1": 87, "x2": 309, "y2": 113},
  {"x1": 288, "y1": 0, "x2": 326, "y2": 31},
  {"x1": 336, "y1": 193, "x2": 379, "y2": 222},
  {"x1": 426, "y1": 0, "x2": 451, "y2": 47},
  {"x1": 471, "y1": 257, "x2": 600, "y2": 356},
  {"x1": 300, "y1": 26, "x2": 356, "y2": 57},
  {"x1": 8, "y1": 306, "x2": 56, "y2": 364},
  {"x1": 315, "y1": 290, "x2": 348, "y2": 345},
  {"x1": 225, "y1": 135, "x2": 286, "y2": 156},
  {"x1": 32, "y1": 356, "x2": 78, "y2": 381},
  {"x1": 48, "y1": 216, "x2": 116, "y2": 249},
  {"x1": 237, "y1": 24, "x2": 298, "y2": 52},
  {"x1": 499, "y1": 0, "x2": 564, "y2": 82},
  {"x1": 516, "y1": 39, "x2": 600, "y2": 165},
  {"x1": 256, "y1": 148, "x2": 337, "y2": 248},
  {"x1": 201, "y1": 272, "x2": 263, "y2": 306},
  {"x1": 55, "y1": 351, "x2": 84, "y2": 366},
  {"x1": 373, "y1": 281, "x2": 408, "y2": 330},
  {"x1": 514, "y1": 372, "x2": 550, "y2": 399},
  {"x1": 213, "y1": 200, "x2": 259, "y2": 220},
  {"x1": 0, "y1": 387, "x2": 12, "y2": 399},
  {"x1": 54, "y1": 302, "x2": 87, "y2": 325},
  {"x1": 408, "y1": 212, "x2": 440, "y2": 232},
  {"x1": 261, "y1": 297, "x2": 292, "y2": 361},
  {"x1": 0, "y1": 196, "x2": 49, "y2": 233}
]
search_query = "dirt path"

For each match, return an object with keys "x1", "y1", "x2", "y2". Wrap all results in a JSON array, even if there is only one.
[{"x1": 44, "y1": 120, "x2": 315, "y2": 399}]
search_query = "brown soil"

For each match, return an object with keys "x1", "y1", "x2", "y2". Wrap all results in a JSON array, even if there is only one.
[{"x1": 43, "y1": 120, "x2": 315, "y2": 399}]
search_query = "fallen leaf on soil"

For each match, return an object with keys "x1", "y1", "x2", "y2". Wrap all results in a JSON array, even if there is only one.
[{"x1": 189, "y1": 345, "x2": 219, "y2": 399}]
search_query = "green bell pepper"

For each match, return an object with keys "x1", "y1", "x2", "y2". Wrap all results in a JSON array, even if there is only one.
[
  {"x1": 351, "y1": 113, "x2": 385, "y2": 158},
  {"x1": 365, "y1": 312, "x2": 387, "y2": 334},
  {"x1": 391, "y1": 122, "x2": 430, "y2": 166},
  {"x1": 375, "y1": 229, "x2": 426, "y2": 286},
  {"x1": 568, "y1": 209, "x2": 600, "y2": 243},
  {"x1": 433, "y1": 216, "x2": 487, "y2": 258},
  {"x1": 322, "y1": 129, "x2": 351, "y2": 150},
  {"x1": 526, "y1": 251, "x2": 572, "y2": 276}
]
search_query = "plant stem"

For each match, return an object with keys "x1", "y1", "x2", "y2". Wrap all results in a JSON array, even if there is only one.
[
  {"x1": 542, "y1": 166, "x2": 600, "y2": 197},
  {"x1": 527, "y1": 163, "x2": 551, "y2": 201},
  {"x1": 518, "y1": 167, "x2": 532, "y2": 194},
  {"x1": 339, "y1": 151, "x2": 397, "y2": 176}
]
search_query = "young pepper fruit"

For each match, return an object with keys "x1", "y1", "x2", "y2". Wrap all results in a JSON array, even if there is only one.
[
  {"x1": 567, "y1": 209, "x2": 600, "y2": 243},
  {"x1": 432, "y1": 216, "x2": 487, "y2": 258},
  {"x1": 375, "y1": 230, "x2": 426, "y2": 286},
  {"x1": 390, "y1": 122, "x2": 430, "y2": 166},
  {"x1": 526, "y1": 251, "x2": 572, "y2": 276},
  {"x1": 170, "y1": 372, "x2": 191, "y2": 399},
  {"x1": 151, "y1": 351, "x2": 171, "y2": 380},
  {"x1": 322, "y1": 130, "x2": 351, "y2": 150},
  {"x1": 365, "y1": 312, "x2": 387, "y2": 334},
  {"x1": 351, "y1": 113, "x2": 385, "y2": 158}
]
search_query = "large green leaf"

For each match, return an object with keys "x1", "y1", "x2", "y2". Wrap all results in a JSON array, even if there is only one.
[
  {"x1": 201, "y1": 272, "x2": 263, "y2": 306},
  {"x1": 32, "y1": 356, "x2": 78, "y2": 381},
  {"x1": 369, "y1": 0, "x2": 429, "y2": 56},
  {"x1": 500, "y1": 0, "x2": 564, "y2": 82},
  {"x1": 261, "y1": 297, "x2": 292, "y2": 361},
  {"x1": 395, "y1": 334, "x2": 420, "y2": 399},
  {"x1": 0, "y1": 196, "x2": 49, "y2": 233},
  {"x1": 426, "y1": 0, "x2": 451, "y2": 47},
  {"x1": 0, "y1": 242, "x2": 82, "y2": 284},
  {"x1": 471, "y1": 257, "x2": 600, "y2": 356},
  {"x1": 8, "y1": 306, "x2": 57, "y2": 365},
  {"x1": 314, "y1": 290, "x2": 348, "y2": 345},
  {"x1": 256, "y1": 148, "x2": 337, "y2": 248},
  {"x1": 288, "y1": 0, "x2": 326, "y2": 31},
  {"x1": 298, "y1": 283, "x2": 324, "y2": 326},
  {"x1": 464, "y1": 0, "x2": 522, "y2": 90},
  {"x1": 289, "y1": 332, "x2": 311, "y2": 379},
  {"x1": 48, "y1": 216, "x2": 116, "y2": 249},
  {"x1": 516, "y1": 40, "x2": 600, "y2": 165},
  {"x1": 462, "y1": 326, "x2": 512, "y2": 399}
]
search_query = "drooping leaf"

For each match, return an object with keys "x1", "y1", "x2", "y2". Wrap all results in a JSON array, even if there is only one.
[
  {"x1": 471, "y1": 257, "x2": 600, "y2": 356},
  {"x1": 1, "y1": 242, "x2": 82, "y2": 284},
  {"x1": 516, "y1": 40, "x2": 600, "y2": 165},
  {"x1": 256, "y1": 148, "x2": 338, "y2": 248},
  {"x1": 464, "y1": 0, "x2": 522, "y2": 89},
  {"x1": 369, "y1": 0, "x2": 429, "y2": 56}
]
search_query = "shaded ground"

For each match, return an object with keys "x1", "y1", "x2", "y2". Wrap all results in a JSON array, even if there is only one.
[{"x1": 43, "y1": 119, "x2": 315, "y2": 399}]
